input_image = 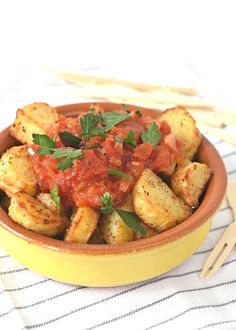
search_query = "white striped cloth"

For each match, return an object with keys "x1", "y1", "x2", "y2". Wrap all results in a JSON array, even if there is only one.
[{"x1": 0, "y1": 68, "x2": 236, "y2": 330}]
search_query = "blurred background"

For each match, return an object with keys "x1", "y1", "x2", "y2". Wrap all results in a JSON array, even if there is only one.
[{"x1": 0, "y1": 0, "x2": 236, "y2": 134}]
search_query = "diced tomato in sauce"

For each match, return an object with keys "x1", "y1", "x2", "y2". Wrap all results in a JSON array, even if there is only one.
[{"x1": 31, "y1": 109, "x2": 182, "y2": 209}]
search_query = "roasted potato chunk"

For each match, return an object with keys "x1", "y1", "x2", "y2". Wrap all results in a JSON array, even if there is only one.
[
  {"x1": 159, "y1": 107, "x2": 201, "y2": 160},
  {"x1": 171, "y1": 162, "x2": 212, "y2": 208},
  {"x1": 65, "y1": 207, "x2": 99, "y2": 244},
  {"x1": 0, "y1": 145, "x2": 37, "y2": 197},
  {"x1": 37, "y1": 193, "x2": 68, "y2": 216},
  {"x1": 99, "y1": 194, "x2": 135, "y2": 244},
  {"x1": 133, "y1": 169, "x2": 192, "y2": 232},
  {"x1": 135, "y1": 222, "x2": 158, "y2": 240},
  {"x1": 10, "y1": 102, "x2": 58, "y2": 144},
  {"x1": 8, "y1": 192, "x2": 68, "y2": 237}
]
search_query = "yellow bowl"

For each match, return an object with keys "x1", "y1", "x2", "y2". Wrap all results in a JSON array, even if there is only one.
[{"x1": 0, "y1": 103, "x2": 227, "y2": 287}]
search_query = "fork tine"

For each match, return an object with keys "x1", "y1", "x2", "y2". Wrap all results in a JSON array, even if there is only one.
[
  {"x1": 227, "y1": 182, "x2": 236, "y2": 220},
  {"x1": 200, "y1": 222, "x2": 236, "y2": 277},
  {"x1": 206, "y1": 240, "x2": 236, "y2": 277}
]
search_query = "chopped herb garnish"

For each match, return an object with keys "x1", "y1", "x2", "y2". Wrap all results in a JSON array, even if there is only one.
[
  {"x1": 37, "y1": 148, "x2": 54, "y2": 155},
  {"x1": 32, "y1": 133, "x2": 56, "y2": 149},
  {"x1": 80, "y1": 111, "x2": 130, "y2": 139},
  {"x1": 89, "y1": 106, "x2": 96, "y2": 112},
  {"x1": 84, "y1": 143, "x2": 101, "y2": 149},
  {"x1": 107, "y1": 168, "x2": 131, "y2": 181},
  {"x1": 123, "y1": 131, "x2": 136, "y2": 147},
  {"x1": 121, "y1": 103, "x2": 130, "y2": 113},
  {"x1": 135, "y1": 110, "x2": 143, "y2": 117},
  {"x1": 80, "y1": 113, "x2": 106, "y2": 139},
  {"x1": 80, "y1": 113, "x2": 99, "y2": 139},
  {"x1": 55, "y1": 149, "x2": 83, "y2": 170},
  {"x1": 141, "y1": 122, "x2": 162, "y2": 146},
  {"x1": 113, "y1": 131, "x2": 136, "y2": 147},
  {"x1": 113, "y1": 136, "x2": 123, "y2": 143},
  {"x1": 54, "y1": 148, "x2": 83, "y2": 160},
  {"x1": 32, "y1": 133, "x2": 83, "y2": 170},
  {"x1": 101, "y1": 112, "x2": 130, "y2": 132},
  {"x1": 57, "y1": 157, "x2": 74, "y2": 170},
  {"x1": 100, "y1": 193, "x2": 147, "y2": 235},
  {"x1": 91, "y1": 126, "x2": 107, "y2": 138},
  {"x1": 115, "y1": 209, "x2": 146, "y2": 235},
  {"x1": 100, "y1": 192, "x2": 113, "y2": 215},
  {"x1": 59, "y1": 131, "x2": 81, "y2": 148},
  {"x1": 51, "y1": 185, "x2": 60, "y2": 206}
]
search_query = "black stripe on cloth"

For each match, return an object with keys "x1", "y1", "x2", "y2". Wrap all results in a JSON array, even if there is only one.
[
  {"x1": 0, "y1": 255, "x2": 9, "y2": 259},
  {"x1": 0, "y1": 286, "x2": 85, "y2": 318},
  {"x1": 0, "y1": 267, "x2": 27, "y2": 275},
  {"x1": 193, "y1": 248, "x2": 213, "y2": 256},
  {"x1": 0, "y1": 279, "x2": 50, "y2": 296},
  {"x1": 218, "y1": 206, "x2": 230, "y2": 212},
  {"x1": 196, "y1": 319, "x2": 236, "y2": 330},
  {"x1": 222, "y1": 150, "x2": 236, "y2": 159},
  {"x1": 210, "y1": 224, "x2": 228, "y2": 233},
  {"x1": 144, "y1": 299, "x2": 236, "y2": 330},
  {"x1": 85, "y1": 281, "x2": 236, "y2": 330},
  {"x1": 22, "y1": 258, "x2": 236, "y2": 329}
]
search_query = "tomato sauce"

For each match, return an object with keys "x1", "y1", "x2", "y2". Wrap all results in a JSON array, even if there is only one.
[{"x1": 31, "y1": 108, "x2": 181, "y2": 209}]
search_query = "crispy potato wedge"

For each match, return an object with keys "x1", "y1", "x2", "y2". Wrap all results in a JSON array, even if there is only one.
[
  {"x1": 37, "y1": 193, "x2": 68, "y2": 217},
  {"x1": 0, "y1": 145, "x2": 37, "y2": 197},
  {"x1": 99, "y1": 194, "x2": 136, "y2": 244},
  {"x1": 171, "y1": 162, "x2": 212, "y2": 208},
  {"x1": 64, "y1": 207, "x2": 99, "y2": 244},
  {"x1": 10, "y1": 102, "x2": 58, "y2": 145},
  {"x1": 135, "y1": 222, "x2": 158, "y2": 240},
  {"x1": 133, "y1": 169, "x2": 192, "y2": 232},
  {"x1": 8, "y1": 192, "x2": 68, "y2": 237},
  {"x1": 159, "y1": 107, "x2": 201, "y2": 160}
]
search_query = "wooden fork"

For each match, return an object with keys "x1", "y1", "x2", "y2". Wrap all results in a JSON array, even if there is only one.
[{"x1": 200, "y1": 182, "x2": 236, "y2": 278}]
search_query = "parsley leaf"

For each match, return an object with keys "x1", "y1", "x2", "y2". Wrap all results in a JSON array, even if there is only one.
[
  {"x1": 54, "y1": 149, "x2": 83, "y2": 160},
  {"x1": 37, "y1": 148, "x2": 54, "y2": 155},
  {"x1": 32, "y1": 133, "x2": 83, "y2": 171},
  {"x1": 141, "y1": 122, "x2": 162, "y2": 146},
  {"x1": 84, "y1": 143, "x2": 101, "y2": 150},
  {"x1": 107, "y1": 168, "x2": 131, "y2": 181},
  {"x1": 57, "y1": 157, "x2": 74, "y2": 170},
  {"x1": 55, "y1": 149, "x2": 83, "y2": 170},
  {"x1": 59, "y1": 131, "x2": 81, "y2": 148},
  {"x1": 115, "y1": 209, "x2": 146, "y2": 235},
  {"x1": 123, "y1": 131, "x2": 136, "y2": 147},
  {"x1": 101, "y1": 112, "x2": 130, "y2": 132},
  {"x1": 51, "y1": 185, "x2": 61, "y2": 206},
  {"x1": 32, "y1": 133, "x2": 56, "y2": 149},
  {"x1": 80, "y1": 113, "x2": 106, "y2": 139},
  {"x1": 100, "y1": 192, "x2": 147, "y2": 235},
  {"x1": 100, "y1": 192, "x2": 113, "y2": 215},
  {"x1": 121, "y1": 103, "x2": 130, "y2": 113},
  {"x1": 113, "y1": 136, "x2": 123, "y2": 143}
]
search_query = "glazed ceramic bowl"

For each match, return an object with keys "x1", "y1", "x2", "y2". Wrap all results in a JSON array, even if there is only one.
[{"x1": 0, "y1": 103, "x2": 227, "y2": 287}]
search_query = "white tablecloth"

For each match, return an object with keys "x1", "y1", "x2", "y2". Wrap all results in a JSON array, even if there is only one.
[{"x1": 0, "y1": 66, "x2": 236, "y2": 330}]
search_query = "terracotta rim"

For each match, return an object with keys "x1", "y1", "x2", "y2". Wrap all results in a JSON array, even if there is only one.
[{"x1": 0, "y1": 102, "x2": 227, "y2": 255}]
